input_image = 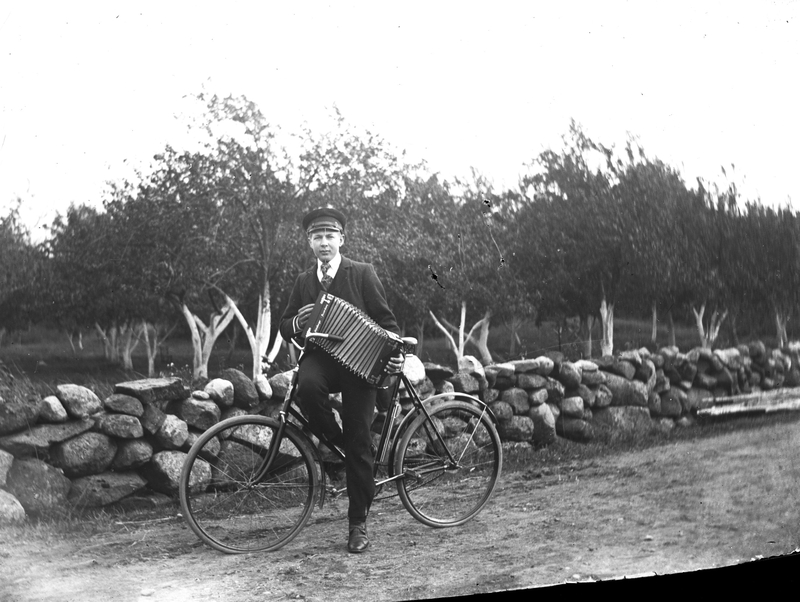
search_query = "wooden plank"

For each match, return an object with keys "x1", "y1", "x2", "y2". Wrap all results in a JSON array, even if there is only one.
[
  {"x1": 697, "y1": 399, "x2": 800, "y2": 417},
  {"x1": 707, "y1": 387, "x2": 800, "y2": 405}
]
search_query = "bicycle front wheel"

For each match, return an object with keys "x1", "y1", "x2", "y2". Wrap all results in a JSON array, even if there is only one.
[
  {"x1": 394, "y1": 399, "x2": 502, "y2": 527},
  {"x1": 179, "y1": 415, "x2": 320, "y2": 554}
]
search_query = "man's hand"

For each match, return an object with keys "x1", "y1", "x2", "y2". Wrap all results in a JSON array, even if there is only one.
[
  {"x1": 294, "y1": 304, "x2": 315, "y2": 331},
  {"x1": 385, "y1": 354, "x2": 404, "y2": 374}
]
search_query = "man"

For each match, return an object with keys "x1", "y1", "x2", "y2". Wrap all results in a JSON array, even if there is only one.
[{"x1": 279, "y1": 206, "x2": 402, "y2": 553}]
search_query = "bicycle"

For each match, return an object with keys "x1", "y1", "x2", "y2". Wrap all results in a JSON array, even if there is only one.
[{"x1": 179, "y1": 335, "x2": 503, "y2": 554}]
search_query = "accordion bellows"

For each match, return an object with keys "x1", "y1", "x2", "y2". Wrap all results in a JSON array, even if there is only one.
[{"x1": 302, "y1": 292, "x2": 404, "y2": 386}]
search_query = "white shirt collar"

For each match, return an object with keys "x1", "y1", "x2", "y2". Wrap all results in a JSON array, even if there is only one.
[{"x1": 317, "y1": 253, "x2": 342, "y2": 281}]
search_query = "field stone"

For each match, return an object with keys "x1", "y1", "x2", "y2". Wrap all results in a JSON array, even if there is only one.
[
  {"x1": 402, "y1": 355, "x2": 428, "y2": 387},
  {"x1": 485, "y1": 363, "x2": 515, "y2": 380},
  {"x1": 594, "y1": 385, "x2": 613, "y2": 408},
  {"x1": 605, "y1": 372, "x2": 648, "y2": 407},
  {"x1": 556, "y1": 417, "x2": 595, "y2": 442},
  {"x1": 516, "y1": 373, "x2": 548, "y2": 390},
  {"x1": 114, "y1": 377, "x2": 187, "y2": 405},
  {"x1": 488, "y1": 401, "x2": 513, "y2": 423},
  {"x1": 184, "y1": 430, "x2": 221, "y2": 460},
  {"x1": 155, "y1": 414, "x2": 189, "y2": 449},
  {"x1": 140, "y1": 403, "x2": 167, "y2": 436},
  {"x1": 591, "y1": 406, "x2": 652, "y2": 436},
  {"x1": 94, "y1": 413, "x2": 143, "y2": 439},
  {"x1": 38, "y1": 396, "x2": 68, "y2": 423},
  {"x1": 560, "y1": 396, "x2": 584, "y2": 419},
  {"x1": 501, "y1": 388, "x2": 530, "y2": 415},
  {"x1": 68, "y1": 472, "x2": 147, "y2": 508},
  {"x1": 0, "y1": 393, "x2": 40, "y2": 436},
  {"x1": 103, "y1": 393, "x2": 144, "y2": 417},
  {"x1": 5, "y1": 457, "x2": 72, "y2": 517},
  {"x1": 56, "y1": 385, "x2": 103, "y2": 419},
  {"x1": 496, "y1": 415, "x2": 534, "y2": 442},
  {"x1": 659, "y1": 390, "x2": 684, "y2": 418},
  {"x1": 0, "y1": 419, "x2": 94, "y2": 458},
  {"x1": 254, "y1": 374, "x2": 273, "y2": 401},
  {"x1": 557, "y1": 362, "x2": 582, "y2": 390},
  {"x1": 648, "y1": 391, "x2": 662, "y2": 416},
  {"x1": 528, "y1": 388, "x2": 549, "y2": 407},
  {"x1": 112, "y1": 439, "x2": 154, "y2": 470},
  {"x1": 145, "y1": 450, "x2": 210, "y2": 496},
  {"x1": 581, "y1": 370, "x2": 607, "y2": 386},
  {"x1": 220, "y1": 368, "x2": 260, "y2": 409},
  {"x1": 686, "y1": 387, "x2": 714, "y2": 411},
  {"x1": 483, "y1": 388, "x2": 500, "y2": 404},
  {"x1": 191, "y1": 390, "x2": 211, "y2": 401},
  {"x1": 51, "y1": 432, "x2": 117, "y2": 478},
  {"x1": 178, "y1": 398, "x2": 221, "y2": 431},
  {"x1": 572, "y1": 384, "x2": 596, "y2": 407},
  {"x1": 205, "y1": 378, "x2": 235, "y2": 407},
  {"x1": 0, "y1": 489, "x2": 26, "y2": 523},
  {"x1": 528, "y1": 403, "x2": 557, "y2": 446},
  {"x1": 423, "y1": 362, "x2": 455, "y2": 382},
  {"x1": 0, "y1": 448, "x2": 13, "y2": 486},
  {"x1": 543, "y1": 378, "x2": 565, "y2": 404},
  {"x1": 458, "y1": 355, "x2": 485, "y2": 379},
  {"x1": 448, "y1": 372, "x2": 480, "y2": 394}
]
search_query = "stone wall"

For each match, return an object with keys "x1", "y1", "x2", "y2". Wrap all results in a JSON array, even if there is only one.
[{"x1": 1, "y1": 341, "x2": 796, "y2": 522}]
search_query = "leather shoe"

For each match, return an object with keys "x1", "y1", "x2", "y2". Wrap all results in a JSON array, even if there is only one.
[{"x1": 347, "y1": 523, "x2": 370, "y2": 553}]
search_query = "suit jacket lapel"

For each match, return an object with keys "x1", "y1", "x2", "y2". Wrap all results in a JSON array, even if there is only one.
[
  {"x1": 303, "y1": 264, "x2": 320, "y2": 301},
  {"x1": 327, "y1": 256, "x2": 351, "y2": 296}
]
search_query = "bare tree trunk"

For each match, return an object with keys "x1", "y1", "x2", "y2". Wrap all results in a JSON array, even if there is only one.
[
  {"x1": 226, "y1": 278, "x2": 272, "y2": 380},
  {"x1": 430, "y1": 303, "x2": 492, "y2": 365},
  {"x1": 226, "y1": 321, "x2": 240, "y2": 366},
  {"x1": 120, "y1": 321, "x2": 142, "y2": 371},
  {"x1": 600, "y1": 297, "x2": 614, "y2": 356},
  {"x1": 580, "y1": 314, "x2": 594, "y2": 359},
  {"x1": 692, "y1": 303, "x2": 728, "y2": 349},
  {"x1": 415, "y1": 319, "x2": 425, "y2": 358},
  {"x1": 179, "y1": 300, "x2": 237, "y2": 380},
  {"x1": 776, "y1": 311, "x2": 789, "y2": 349},
  {"x1": 0, "y1": 327, "x2": 5, "y2": 348},
  {"x1": 474, "y1": 311, "x2": 493, "y2": 365},
  {"x1": 651, "y1": 300, "x2": 658, "y2": 344},
  {"x1": 667, "y1": 310, "x2": 676, "y2": 348}
]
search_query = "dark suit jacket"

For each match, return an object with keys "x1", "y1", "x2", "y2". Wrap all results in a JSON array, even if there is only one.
[{"x1": 279, "y1": 255, "x2": 400, "y2": 344}]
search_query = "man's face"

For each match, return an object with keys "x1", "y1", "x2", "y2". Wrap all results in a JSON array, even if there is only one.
[{"x1": 308, "y1": 229, "x2": 344, "y2": 262}]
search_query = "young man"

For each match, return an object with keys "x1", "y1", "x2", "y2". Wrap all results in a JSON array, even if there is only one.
[{"x1": 279, "y1": 206, "x2": 403, "y2": 553}]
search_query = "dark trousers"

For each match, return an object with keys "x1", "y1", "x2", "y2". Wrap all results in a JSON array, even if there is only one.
[{"x1": 295, "y1": 350, "x2": 376, "y2": 522}]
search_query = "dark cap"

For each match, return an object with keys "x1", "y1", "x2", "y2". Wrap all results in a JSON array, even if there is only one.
[{"x1": 302, "y1": 207, "x2": 346, "y2": 234}]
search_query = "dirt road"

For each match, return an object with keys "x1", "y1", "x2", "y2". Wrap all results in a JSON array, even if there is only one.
[{"x1": 2, "y1": 416, "x2": 799, "y2": 601}]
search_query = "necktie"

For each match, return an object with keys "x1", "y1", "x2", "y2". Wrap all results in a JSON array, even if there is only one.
[{"x1": 320, "y1": 261, "x2": 332, "y2": 290}]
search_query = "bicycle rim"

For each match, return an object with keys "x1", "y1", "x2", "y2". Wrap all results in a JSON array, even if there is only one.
[
  {"x1": 394, "y1": 400, "x2": 502, "y2": 527},
  {"x1": 179, "y1": 415, "x2": 319, "y2": 553}
]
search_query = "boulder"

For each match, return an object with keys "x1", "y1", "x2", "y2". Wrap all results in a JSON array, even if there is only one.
[
  {"x1": 488, "y1": 401, "x2": 513, "y2": 423},
  {"x1": 556, "y1": 362, "x2": 582, "y2": 390},
  {"x1": 484, "y1": 363, "x2": 516, "y2": 380},
  {"x1": 496, "y1": 415, "x2": 534, "y2": 442},
  {"x1": 448, "y1": 373, "x2": 480, "y2": 394},
  {"x1": 0, "y1": 489, "x2": 26, "y2": 523},
  {"x1": 605, "y1": 359, "x2": 637, "y2": 380},
  {"x1": 686, "y1": 388, "x2": 714, "y2": 411},
  {"x1": 714, "y1": 348, "x2": 743, "y2": 371},
  {"x1": 604, "y1": 372, "x2": 648, "y2": 407},
  {"x1": 509, "y1": 357, "x2": 553, "y2": 376},
  {"x1": 581, "y1": 370, "x2": 607, "y2": 387},
  {"x1": 543, "y1": 377, "x2": 565, "y2": 404},
  {"x1": 516, "y1": 373, "x2": 548, "y2": 390},
  {"x1": 114, "y1": 377, "x2": 187, "y2": 405},
  {"x1": 0, "y1": 393, "x2": 39, "y2": 436},
  {"x1": 483, "y1": 388, "x2": 500, "y2": 404},
  {"x1": 574, "y1": 359, "x2": 599, "y2": 374},
  {"x1": 423, "y1": 362, "x2": 455, "y2": 382},
  {"x1": 56, "y1": 385, "x2": 103, "y2": 419},
  {"x1": 556, "y1": 417, "x2": 594, "y2": 442},
  {"x1": 103, "y1": 393, "x2": 144, "y2": 417},
  {"x1": 547, "y1": 402, "x2": 560, "y2": 422},
  {"x1": 594, "y1": 384, "x2": 613, "y2": 408},
  {"x1": 493, "y1": 375, "x2": 516, "y2": 390},
  {"x1": 38, "y1": 396, "x2": 68, "y2": 423},
  {"x1": 253, "y1": 374, "x2": 273, "y2": 401},
  {"x1": 591, "y1": 406, "x2": 652, "y2": 436},
  {"x1": 0, "y1": 418, "x2": 94, "y2": 458},
  {"x1": 636, "y1": 359, "x2": 657, "y2": 394},
  {"x1": 619, "y1": 349, "x2": 643, "y2": 367},
  {"x1": 560, "y1": 396, "x2": 585, "y2": 419},
  {"x1": 435, "y1": 380, "x2": 455, "y2": 399},
  {"x1": 654, "y1": 369, "x2": 670, "y2": 393},
  {"x1": 654, "y1": 417, "x2": 676, "y2": 434},
  {"x1": 145, "y1": 450, "x2": 210, "y2": 496},
  {"x1": 501, "y1": 388, "x2": 530, "y2": 415},
  {"x1": 191, "y1": 390, "x2": 211, "y2": 401},
  {"x1": 220, "y1": 369, "x2": 260, "y2": 409},
  {"x1": 184, "y1": 430, "x2": 221, "y2": 460},
  {"x1": 403, "y1": 354, "x2": 428, "y2": 386},
  {"x1": 659, "y1": 390, "x2": 684, "y2": 418},
  {"x1": 528, "y1": 388, "x2": 549, "y2": 407},
  {"x1": 177, "y1": 398, "x2": 221, "y2": 431},
  {"x1": 458, "y1": 355, "x2": 485, "y2": 379},
  {"x1": 695, "y1": 372, "x2": 717, "y2": 390},
  {"x1": 111, "y1": 439, "x2": 154, "y2": 470},
  {"x1": 0, "y1": 448, "x2": 13, "y2": 486},
  {"x1": 205, "y1": 378, "x2": 235, "y2": 407},
  {"x1": 528, "y1": 403, "x2": 557, "y2": 446},
  {"x1": 94, "y1": 413, "x2": 144, "y2": 439},
  {"x1": 5, "y1": 458, "x2": 71, "y2": 517},
  {"x1": 140, "y1": 403, "x2": 167, "y2": 436},
  {"x1": 51, "y1": 432, "x2": 117, "y2": 478},
  {"x1": 68, "y1": 472, "x2": 147, "y2": 508},
  {"x1": 647, "y1": 391, "x2": 661, "y2": 416},
  {"x1": 155, "y1": 414, "x2": 189, "y2": 450},
  {"x1": 572, "y1": 384, "x2": 596, "y2": 408}
]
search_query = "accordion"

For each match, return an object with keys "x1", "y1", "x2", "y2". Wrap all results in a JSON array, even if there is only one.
[{"x1": 302, "y1": 292, "x2": 404, "y2": 386}]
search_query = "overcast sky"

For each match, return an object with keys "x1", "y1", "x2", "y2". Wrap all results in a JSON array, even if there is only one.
[{"x1": 1, "y1": 1, "x2": 798, "y2": 238}]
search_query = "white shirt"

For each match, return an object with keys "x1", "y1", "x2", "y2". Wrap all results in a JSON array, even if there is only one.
[{"x1": 317, "y1": 253, "x2": 342, "y2": 284}]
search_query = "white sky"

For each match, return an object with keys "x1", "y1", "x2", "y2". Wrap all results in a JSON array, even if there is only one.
[{"x1": 1, "y1": 1, "x2": 799, "y2": 239}]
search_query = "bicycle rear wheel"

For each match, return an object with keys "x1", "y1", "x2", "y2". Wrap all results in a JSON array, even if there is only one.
[
  {"x1": 179, "y1": 415, "x2": 320, "y2": 554},
  {"x1": 394, "y1": 399, "x2": 502, "y2": 527}
]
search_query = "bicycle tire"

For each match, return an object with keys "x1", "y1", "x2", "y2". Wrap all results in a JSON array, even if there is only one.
[
  {"x1": 394, "y1": 399, "x2": 502, "y2": 527},
  {"x1": 179, "y1": 414, "x2": 320, "y2": 554}
]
